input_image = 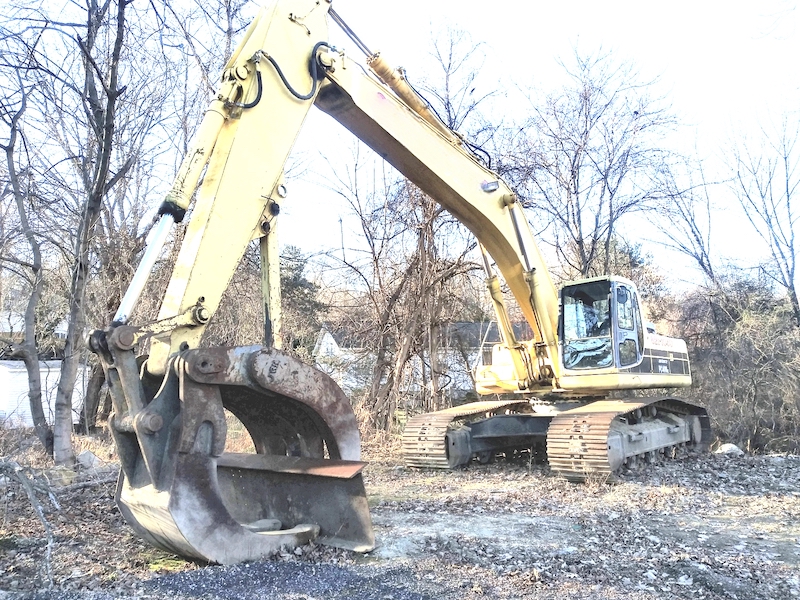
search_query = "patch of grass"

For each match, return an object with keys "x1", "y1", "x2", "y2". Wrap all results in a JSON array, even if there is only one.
[
  {"x1": 141, "y1": 549, "x2": 191, "y2": 574},
  {"x1": 367, "y1": 493, "x2": 415, "y2": 507},
  {"x1": 0, "y1": 426, "x2": 50, "y2": 467},
  {"x1": 73, "y1": 428, "x2": 117, "y2": 462},
  {"x1": 0, "y1": 425, "x2": 119, "y2": 468}
]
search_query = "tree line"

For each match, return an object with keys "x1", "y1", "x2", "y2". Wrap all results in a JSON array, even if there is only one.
[{"x1": 0, "y1": 0, "x2": 798, "y2": 465}]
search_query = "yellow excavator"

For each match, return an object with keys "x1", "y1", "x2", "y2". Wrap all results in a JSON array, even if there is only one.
[{"x1": 90, "y1": 0, "x2": 710, "y2": 565}]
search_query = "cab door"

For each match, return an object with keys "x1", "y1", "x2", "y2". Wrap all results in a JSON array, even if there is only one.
[
  {"x1": 560, "y1": 279, "x2": 613, "y2": 370},
  {"x1": 612, "y1": 282, "x2": 644, "y2": 368}
]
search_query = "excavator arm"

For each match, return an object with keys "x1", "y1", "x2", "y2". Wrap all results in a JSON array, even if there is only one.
[
  {"x1": 94, "y1": 0, "x2": 559, "y2": 564},
  {"x1": 314, "y1": 52, "x2": 561, "y2": 391},
  {"x1": 91, "y1": 0, "x2": 369, "y2": 565}
]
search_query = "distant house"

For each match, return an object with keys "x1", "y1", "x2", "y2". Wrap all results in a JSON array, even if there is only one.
[
  {"x1": 313, "y1": 326, "x2": 373, "y2": 392},
  {"x1": 0, "y1": 312, "x2": 25, "y2": 341},
  {"x1": 312, "y1": 321, "x2": 533, "y2": 402},
  {"x1": 0, "y1": 311, "x2": 69, "y2": 341},
  {"x1": 0, "y1": 361, "x2": 89, "y2": 427}
]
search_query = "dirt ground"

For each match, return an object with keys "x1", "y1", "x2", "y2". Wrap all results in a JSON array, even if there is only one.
[{"x1": 0, "y1": 435, "x2": 798, "y2": 600}]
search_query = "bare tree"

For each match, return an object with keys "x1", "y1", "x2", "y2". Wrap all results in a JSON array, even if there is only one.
[
  {"x1": 660, "y1": 122, "x2": 800, "y2": 451},
  {"x1": 731, "y1": 118, "x2": 800, "y2": 325},
  {"x1": 656, "y1": 156, "x2": 720, "y2": 284},
  {"x1": 506, "y1": 49, "x2": 676, "y2": 278},
  {"x1": 0, "y1": 0, "x2": 185, "y2": 459},
  {"x1": 320, "y1": 148, "x2": 479, "y2": 428},
  {"x1": 0, "y1": 76, "x2": 52, "y2": 452},
  {"x1": 44, "y1": 0, "x2": 125, "y2": 461},
  {"x1": 419, "y1": 28, "x2": 496, "y2": 135},
  {"x1": 675, "y1": 273, "x2": 800, "y2": 451}
]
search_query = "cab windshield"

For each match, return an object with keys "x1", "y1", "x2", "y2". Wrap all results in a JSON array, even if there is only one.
[{"x1": 561, "y1": 281, "x2": 613, "y2": 369}]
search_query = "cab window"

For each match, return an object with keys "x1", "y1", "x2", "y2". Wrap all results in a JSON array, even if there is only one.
[
  {"x1": 561, "y1": 281, "x2": 613, "y2": 370},
  {"x1": 616, "y1": 286, "x2": 635, "y2": 330}
]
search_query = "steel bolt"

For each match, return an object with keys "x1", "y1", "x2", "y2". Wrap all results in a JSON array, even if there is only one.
[
  {"x1": 109, "y1": 327, "x2": 137, "y2": 350},
  {"x1": 137, "y1": 413, "x2": 163, "y2": 435},
  {"x1": 194, "y1": 306, "x2": 211, "y2": 324},
  {"x1": 117, "y1": 328, "x2": 136, "y2": 349}
]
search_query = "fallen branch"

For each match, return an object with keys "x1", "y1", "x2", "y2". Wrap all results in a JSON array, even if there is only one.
[
  {"x1": 0, "y1": 459, "x2": 55, "y2": 588},
  {"x1": 53, "y1": 473, "x2": 119, "y2": 494}
]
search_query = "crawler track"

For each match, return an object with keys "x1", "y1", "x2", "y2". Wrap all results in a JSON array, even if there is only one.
[
  {"x1": 402, "y1": 400, "x2": 528, "y2": 468},
  {"x1": 546, "y1": 397, "x2": 711, "y2": 481}
]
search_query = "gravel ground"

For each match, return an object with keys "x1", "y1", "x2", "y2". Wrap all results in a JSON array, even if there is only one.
[{"x1": 1, "y1": 446, "x2": 798, "y2": 600}]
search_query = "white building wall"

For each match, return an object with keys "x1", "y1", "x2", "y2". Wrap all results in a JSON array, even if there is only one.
[{"x1": 0, "y1": 361, "x2": 89, "y2": 427}]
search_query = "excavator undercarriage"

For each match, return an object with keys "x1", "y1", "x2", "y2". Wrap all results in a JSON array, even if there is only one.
[
  {"x1": 546, "y1": 397, "x2": 711, "y2": 481},
  {"x1": 403, "y1": 397, "x2": 711, "y2": 481}
]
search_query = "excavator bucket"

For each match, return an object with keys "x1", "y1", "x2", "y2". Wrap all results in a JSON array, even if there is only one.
[{"x1": 93, "y1": 332, "x2": 374, "y2": 564}]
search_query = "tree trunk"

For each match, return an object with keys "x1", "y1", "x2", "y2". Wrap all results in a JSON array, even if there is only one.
[
  {"x1": 22, "y1": 354, "x2": 52, "y2": 454},
  {"x1": 77, "y1": 363, "x2": 105, "y2": 433},
  {"x1": 788, "y1": 286, "x2": 800, "y2": 328},
  {"x1": 427, "y1": 322, "x2": 443, "y2": 413},
  {"x1": 1, "y1": 86, "x2": 52, "y2": 453},
  {"x1": 53, "y1": 0, "x2": 128, "y2": 465},
  {"x1": 53, "y1": 330, "x2": 79, "y2": 463}
]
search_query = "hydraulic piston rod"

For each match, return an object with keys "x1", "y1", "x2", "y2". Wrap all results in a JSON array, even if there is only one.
[{"x1": 114, "y1": 215, "x2": 173, "y2": 324}]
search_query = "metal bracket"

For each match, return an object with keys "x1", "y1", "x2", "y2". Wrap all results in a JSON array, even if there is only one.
[{"x1": 108, "y1": 301, "x2": 210, "y2": 351}]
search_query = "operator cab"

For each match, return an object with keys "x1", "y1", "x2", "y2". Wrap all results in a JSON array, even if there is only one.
[{"x1": 559, "y1": 276, "x2": 645, "y2": 371}]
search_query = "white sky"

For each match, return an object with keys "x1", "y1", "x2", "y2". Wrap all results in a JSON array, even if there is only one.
[{"x1": 277, "y1": 0, "x2": 800, "y2": 281}]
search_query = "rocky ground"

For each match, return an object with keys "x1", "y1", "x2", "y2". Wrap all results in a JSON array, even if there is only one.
[{"x1": 0, "y1": 434, "x2": 798, "y2": 600}]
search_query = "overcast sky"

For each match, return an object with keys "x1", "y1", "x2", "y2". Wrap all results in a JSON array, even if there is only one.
[
  {"x1": 279, "y1": 0, "x2": 800, "y2": 280},
  {"x1": 328, "y1": 0, "x2": 798, "y2": 146}
]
